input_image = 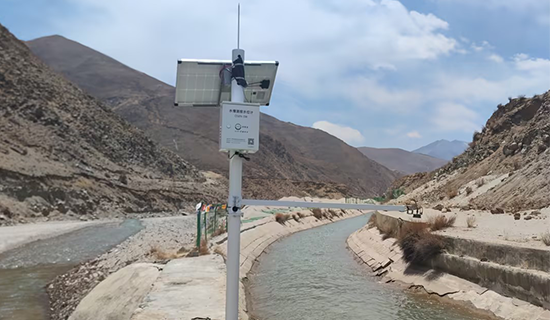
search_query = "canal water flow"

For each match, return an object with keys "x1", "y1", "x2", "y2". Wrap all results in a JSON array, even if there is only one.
[{"x1": 249, "y1": 214, "x2": 489, "y2": 320}]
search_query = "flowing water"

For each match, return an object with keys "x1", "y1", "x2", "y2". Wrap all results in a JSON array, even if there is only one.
[
  {"x1": 249, "y1": 214, "x2": 488, "y2": 320},
  {"x1": 0, "y1": 219, "x2": 143, "y2": 320}
]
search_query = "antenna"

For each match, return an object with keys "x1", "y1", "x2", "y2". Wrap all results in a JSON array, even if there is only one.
[{"x1": 237, "y1": 4, "x2": 240, "y2": 49}]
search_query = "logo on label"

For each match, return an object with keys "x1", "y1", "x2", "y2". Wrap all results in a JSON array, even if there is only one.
[
  {"x1": 248, "y1": 138, "x2": 254, "y2": 145},
  {"x1": 235, "y1": 123, "x2": 242, "y2": 130}
]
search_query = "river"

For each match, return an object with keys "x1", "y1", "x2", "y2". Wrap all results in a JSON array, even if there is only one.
[
  {"x1": 0, "y1": 219, "x2": 143, "y2": 320},
  {"x1": 248, "y1": 214, "x2": 489, "y2": 320}
]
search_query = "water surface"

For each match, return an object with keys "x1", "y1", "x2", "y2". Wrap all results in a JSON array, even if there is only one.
[
  {"x1": 249, "y1": 214, "x2": 488, "y2": 320},
  {"x1": 0, "y1": 219, "x2": 143, "y2": 319}
]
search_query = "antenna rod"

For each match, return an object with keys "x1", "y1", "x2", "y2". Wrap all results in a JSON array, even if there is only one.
[{"x1": 237, "y1": 4, "x2": 240, "y2": 49}]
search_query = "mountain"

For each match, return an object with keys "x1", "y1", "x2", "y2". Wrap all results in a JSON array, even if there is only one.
[
  {"x1": 413, "y1": 139, "x2": 468, "y2": 160},
  {"x1": 0, "y1": 25, "x2": 225, "y2": 225},
  {"x1": 27, "y1": 35, "x2": 398, "y2": 199},
  {"x1": 390, "y1": 92, "x2": 550, "y2": 212},
  {"x1": 358, "y1": 147, "x2": 447, "y2": 175}
]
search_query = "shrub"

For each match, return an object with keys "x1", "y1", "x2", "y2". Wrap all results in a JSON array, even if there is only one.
[
  {"x1": 199, "y1": 240, "x2": 210, "y2": 255},
  {"x1": 541, "y1": 231, "x2": 550, "y2": 246},
  {"x1": 297, "y1": 212, "x2": 305, "y2": 219},
  {"x1": 150, "y1": 245, "x2": 177, "y2": 260},
  {"x1": 427, "y1": 215, "x2": 456, "y2": 231},
  {"x1": 398, "y1": 223, "x2": 444, "y2": 264},
  {"x1": 292, "y1": 214, "x2": 300, "y2": 222},
  {"x1": 446, "y1": 187, "x2": 458, "y2": 199},
  {"x1": 275, "y1": 213, "x2": 290, "y2": 224},
  {"x1": 476, "y1": 179, "x2": 485, "y2": 187},
  {"x1": 465, "y1": 186, "x2": 473, "y2": 196},
  {"x1": 212, "y1": 224, "x2": 227, "y2": 237},
  {"x1": 467, "y1": 216, "x2": 477, "y2": 228},
  {"x1": 328, "y1": 209, "x2": 339, "y2": 218},
  {"x1": 311, "y1": 208, "x2": 323, "y2": 220},
  {"x1": 367, "y1": 213, "x2": 377, "y2": 229}
]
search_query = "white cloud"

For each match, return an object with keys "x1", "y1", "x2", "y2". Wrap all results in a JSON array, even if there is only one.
[
  {"x1": 513, "y1": 54, "x2": 550, "y2": 73},
  {"x1": 406, "y1": 131, "x2": 422, "y2": 138},
  {"x1": 488, "y1": 54, "x2": 504, "y2": 63},
  {"x1": 55, "y1": 0, "x2": 457, "y2": 109},
  {"x1": 431, "y1": 102, "x2": 480, "y2": 133},
  {"x1": 312, "y1": 121, "x2": 365, "y2": 145}
]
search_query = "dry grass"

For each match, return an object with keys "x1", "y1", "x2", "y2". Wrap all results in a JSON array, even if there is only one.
[
  {"x1": 398, "y1": 223, "x2": 444, "y2": 264},
  {"x1": 297, "y1": 212, "x2": 305, "y2": 219},
  {"x1": 465, "y1": 186, "x2": 473, "y2": 196},
  {"x1": 327, "y1": 209, "x2": 339, "y2": 219},
  {"x1": 292, "y1": 214, "x2": 300, "y2": 222},
  {"x1": 446, "y1": 187, "x2": 458, "y2": 199},
  {"x1": 476, "y1": 178, "x2": 485, "y2": 187},
  {"x1": 275, "y1": 213, "x2": 290, "y2": 224},
  {"x1": 213, "y1": 246, "x2": 225, "y2": 257},
  {"x1": 212, "y1": 224, "x2": 227, "y2": 237},
  {"x1": 427, "y1": 215, "x2": 456, "y2": 231},
  {"x1": 199, "y1": 241, "x2": 210, "y2": 255},
  {"x1": 466, "y1": 216, "x2": 477, "y2": 228},
  {"x1": 311, "y1": 208, "x2": 323, "y2": 220},
  {"x1": 541, "y1": 231, "x2": 550, "y2": 246},
  {"x1": 367, "y1": 213, "x2": 377, "y2": 229},
  {"x1": 150, "y1": 245, "x2": 187, "y2": 260}
]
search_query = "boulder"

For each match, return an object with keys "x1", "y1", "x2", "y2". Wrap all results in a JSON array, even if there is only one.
[
  {"x1": 491, "y1": 208, "x2": 505, "y2": 214},
  {"x1": 524, "y1": 215, "x2": 533, "y2": 220},
  {"x1": 530, "y1": 211, "x2": 542, "y2": 216},
  {"x1": 514, "y1": 212, "x2": 521, "y2": 220},
  {"x1": 433, "y1": 204, "x2": 444, "y2": 211}
]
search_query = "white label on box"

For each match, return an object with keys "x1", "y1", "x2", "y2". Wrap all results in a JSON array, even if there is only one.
[{"x1": 220, "y1": 102, "x2": 260, "y2": 153}]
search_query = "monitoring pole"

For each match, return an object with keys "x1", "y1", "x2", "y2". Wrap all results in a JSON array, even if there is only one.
[{"x1": 225, "y1": 48, "x2": 245, "y2": 320}]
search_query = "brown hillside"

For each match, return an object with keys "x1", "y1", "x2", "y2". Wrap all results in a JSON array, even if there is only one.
[
  {"x1": 389, "y1": 92, "x2": 550, "y2": 212},
  {"x1": 27, "y1": 35, "x2": 398, "y2": 199},
  {"x1": 0, "y1": 25, "x2": 225, "y2": 225},
  {"x1": 358, "y1": 147, "x2": 447, "y2": 175}
]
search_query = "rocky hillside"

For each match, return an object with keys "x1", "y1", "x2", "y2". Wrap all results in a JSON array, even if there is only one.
[
  {"x1": 358, "y1": 147, "x2": 447, "y2": 175},
  {"x1": 390, "y1": 92, "x2": 550, "y2": 212},
  {"x1": 27, "y1": 35, "x2": 398, "y2": 199},
  {"x1": 0, "y1": 25, "x2": 225, "y2": 225}
]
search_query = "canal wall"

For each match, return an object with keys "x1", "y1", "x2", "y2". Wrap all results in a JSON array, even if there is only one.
[
  {"x1": 347, "y1": 211, "x2": 550, "y2": 320},
  {"x1": 67, "y1": 208, "x2": 366, "y2": 320}
]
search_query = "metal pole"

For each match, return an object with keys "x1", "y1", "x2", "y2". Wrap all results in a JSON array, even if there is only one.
[
  {"x1": 196, "y1": 208, "x2": 201, "y2": 250},
  {"x1": 225, "y1": 48, "x2": 245, "y2": 320}
]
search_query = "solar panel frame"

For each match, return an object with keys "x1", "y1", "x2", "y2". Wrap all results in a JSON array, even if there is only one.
[{"x1": 175, "y1": 59, "x2": 278, "y2": 107}]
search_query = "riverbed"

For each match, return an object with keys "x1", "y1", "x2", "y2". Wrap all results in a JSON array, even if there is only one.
[
  {"x1": 248, "y1": 214, "x2": 489, "y2": 320},
  {"x1": 0, "y1": 219, "x2": 143, "y2": 320}
]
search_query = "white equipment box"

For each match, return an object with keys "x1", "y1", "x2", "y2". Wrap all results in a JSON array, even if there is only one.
[{"x1": 220, "y1": 102, "x2": 260, "y2": 153}]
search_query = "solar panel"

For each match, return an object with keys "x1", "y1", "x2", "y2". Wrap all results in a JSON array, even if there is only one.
[{"x1": 175, "y1": 59, "x2": 278, "y2": 107}]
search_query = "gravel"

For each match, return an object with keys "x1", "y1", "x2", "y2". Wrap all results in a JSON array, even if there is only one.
[{"x1": 48, "y1": 216, "x2": 197, "y2": 320}]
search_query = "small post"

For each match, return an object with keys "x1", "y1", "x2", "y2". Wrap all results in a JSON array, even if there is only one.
[
  {"x1": 196, "y1": 208, "x2": 201, "y2": 250},
  {"x1": 204, "y1": 208, "x2": 208, "y2": 243}
]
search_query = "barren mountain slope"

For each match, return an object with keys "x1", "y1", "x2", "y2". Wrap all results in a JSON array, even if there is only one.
[
  {"x1": 0, "y1": 25, "x2": 225, "y2": 225},
  {"x1": 27, "y1": 35, "x2": 398, "y2": 199},
  {"x1": 412, "y1": 139, "x2": 468, "y2": 161},
  {"x1": 390, "y1": 92, "x2": 550, "y2": 212},
  {"x1": 358, "y1": 147, "x2": 447, "y2": 175}
]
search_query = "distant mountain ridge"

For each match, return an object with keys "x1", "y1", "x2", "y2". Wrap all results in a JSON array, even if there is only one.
[
  {"x1": 412, "y1": 139, "x2": 468, "y2": 160},
  {"x1": 27, "y1": 35, "x2": 398, "y2": 199},
  {"x1": 358, "y1": 147, "x2": 447, "y2": 175}
]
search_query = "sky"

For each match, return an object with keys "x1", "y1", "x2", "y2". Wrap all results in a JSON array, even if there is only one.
[{"x1": 1, "y1": 0, "x2": 549, "y2": 150}]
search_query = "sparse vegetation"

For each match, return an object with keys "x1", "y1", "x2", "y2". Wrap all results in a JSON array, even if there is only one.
[
  {"x1": 212, "y1": 224, "x2": 227, "y2": 237},
  {"x1": 397, "y1": 222, "x2": 445, "y2": 264},
  {"x1": 328, "y1": 209, "x2": 339, "y2": 219},
  {"x1": 292, "y1": 214, "x2": 300, "y2": 222},
  {"x1": 446, "y1": 187, "x2": 458, "y2": 199},
  {"x1": 541, "y1": 231, "x2": 550, "y2": 246},
  {"x1": 367, "y1": 213, "x2": 377, "y2": 229},
  {"x1": 275, "y1": 213, "x2": 290, "y2": 224},
  {"x1": 427, "y1": 215, "x2": 456, "y2": 231},
  {"x1": 476, "y1": 178, "x2": 485, "y2": 187},
  {"x1": 467, "y1": 216, "x2": 477, "y2": 228},
  {"x1": 311, "y1": 208, "x2": 323, "y2": 220},
  {"x1": 199, "y1": 240, "x2": 210, "y2": 255},
  {"x1": 150, "y1": 245, "x2": 178, "y2": 260},
  {"x1": 465, "y1": 186, "x2": 473, "y2": 196},
  {"x1": 297, "y1": 212, "x2": 305, "y2": 219}
]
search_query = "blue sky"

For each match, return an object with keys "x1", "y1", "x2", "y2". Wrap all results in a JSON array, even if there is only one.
[{"x1": 1, "y1": 0, "x2": 549, "y2": 150}]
